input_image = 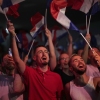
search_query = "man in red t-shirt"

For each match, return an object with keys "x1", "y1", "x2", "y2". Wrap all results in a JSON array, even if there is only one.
[{"x1": 7, "y1": 21, "x2": 63, "y2": 100}]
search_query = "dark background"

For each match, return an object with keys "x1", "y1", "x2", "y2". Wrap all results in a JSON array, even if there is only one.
[{"x1": 0, "y1": 0, "x2": 100, "y2": 54}]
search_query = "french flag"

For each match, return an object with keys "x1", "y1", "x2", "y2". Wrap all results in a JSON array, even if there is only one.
[
  {"x1": 0, "y1": 0, "x2": 24, "y2": 18},
  {"x1": 1, "y1": 0, "x2": 24, "y2": 8},
  {"x1": 52, "y1": 26, "x2": 67, "y2": 44},
  {"x1": 17, "y1": 30, "x2": 32, "y2": 52},
  {"x1": 4, "y1": 4, "x2": 20, "y2": 18},
  {"x1": 50, "y1": 0, "x2": 79, "y2": 31},
  {"x1": 30, "y1": 12, "x2": 44, "y2": 38},
  {"x1": 71, "y1": 0, "x2": 98, "y2": 14},
  {"x1": 90, "y1": 1, "x2": 100, "y2": 15},
  {"x1": 45, "y1": 26, "x2": 67, "y2": 46}
]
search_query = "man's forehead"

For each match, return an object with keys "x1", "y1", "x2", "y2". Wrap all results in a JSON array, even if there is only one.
[
  {"x1": 71, "y1": 55, "x2": 82, "y2": 60},
  {"x1": 60, "y1": 53, "x2": 69, "y2": 57},
  {"x1": 36, "y1": 47, "x2": 47, "y2": 51}
]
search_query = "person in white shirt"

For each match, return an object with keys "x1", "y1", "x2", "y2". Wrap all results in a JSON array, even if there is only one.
[{"x1": 65, "y1": 54, "x2": 100, "y2": 100}]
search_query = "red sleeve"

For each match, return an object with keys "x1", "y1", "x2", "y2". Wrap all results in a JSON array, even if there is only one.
[
  {"x1": 57, "y1": 75, "x2": 63, "y2": 98},
  {"x1": 22, "y1": 66, "x2": 30, "y2": 86}
]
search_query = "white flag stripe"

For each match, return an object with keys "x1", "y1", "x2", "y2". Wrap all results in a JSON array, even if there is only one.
[{"x1": 11, "y1": 0, "x2": 25, "y2": 5}]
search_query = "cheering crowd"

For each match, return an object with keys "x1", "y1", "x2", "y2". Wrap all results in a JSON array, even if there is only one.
[
  {"x1": 0, "y1": 20, "x2": 100, "y2": 100},
  {"x1": 1, "y1": 0, "x2": 100, "y2": 100}
]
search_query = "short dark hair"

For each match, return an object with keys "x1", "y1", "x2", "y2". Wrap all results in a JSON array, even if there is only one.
[{"x1": 33, "y1": 45, "x2": 48, "y2": 54}]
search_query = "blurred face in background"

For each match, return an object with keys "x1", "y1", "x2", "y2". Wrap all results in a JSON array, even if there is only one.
[
  {"x1": 2, "y1": 55, "x2": 15, "y2": 75},
  {"x1": 59, "y1": 53, "x2": 69, "y2": 69}
]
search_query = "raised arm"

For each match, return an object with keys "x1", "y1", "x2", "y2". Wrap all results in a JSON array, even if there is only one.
[
  {"x1": 81, "y1": 33, "x2": 91, "y2": 63},
  {"x1": 13, "y1": 72, "x2": 25, "y2": 93},
  {"x1": 67, "y1": 32, "x2": 73, "y2": 57},
  {"x1": 45, "y1": 28, "x2": 56, "y2": 71},
  {"x1": 92, "y1": 49, "x2": 100, "y2": 67},
  {"x1": 23, "y1": 54, "x2": 28, "y2": 64},
  {"x1": 7, "y1": 21, "x2": 26, "y2": 74}
]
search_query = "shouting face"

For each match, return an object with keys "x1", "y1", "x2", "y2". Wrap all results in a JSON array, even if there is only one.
[
  {"x1": 33, "y1": 46, "x2": 49, "y2": 66},
  {"x1": 69, "y1": 55, "x2": 86, "y2": 75}
]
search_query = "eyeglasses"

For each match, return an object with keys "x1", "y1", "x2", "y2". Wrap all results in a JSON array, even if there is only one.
[{"x1": 36, "y1": 50, "x2": 49, "y2": 55}]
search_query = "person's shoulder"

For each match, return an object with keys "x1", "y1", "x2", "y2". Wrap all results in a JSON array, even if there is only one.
[
  {"x1": 93, "y1": 77, "x2": 100, "y2": 87},
  {"x1": 26, "y1": 66, "x2": 35, "y2": 70},
  {"x1": 87, "y1": 64, "x2": 94, "y2": 67},
  {"x1": 25, "y1": 66, "x2": 36, "y2": 73},
  {"x1": 50, "y1": 71, "x2": 61, "y2": 78}
]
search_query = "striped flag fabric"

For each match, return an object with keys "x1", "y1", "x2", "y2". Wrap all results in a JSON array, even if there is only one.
[
  {"x1": 17, "y1": 31, "x2": 32, "y2": 52},
  {"x1": 70, "y1": 0, "x2": 99, "y2": 14},
  {"x1": 50, "y1": 0, "x2": 79, "y2": 31},
  {"x1": 30, "y1": 12, "x2": 44, "y2": 38},
  {"x1": 0, "y1": 0, "x2": 25, "y2": 18},
  {"x1": 1, "y1": 0, "x2": 24, "y2": 9},
  {"x1": 45, "y1": 26, "x2": 67, "y2": 46}
]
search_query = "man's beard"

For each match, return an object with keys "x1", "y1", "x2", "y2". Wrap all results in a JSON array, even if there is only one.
[
  {"x1": 74, "y1": 67, "x2": 86, "y2": 75},
  {"x1": 42, "y1": 62, "x2": 48, "y2": 66}
]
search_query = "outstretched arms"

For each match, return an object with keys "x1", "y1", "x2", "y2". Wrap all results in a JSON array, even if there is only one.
[
  {"x1": 67, "y1": 32, "x2": 73, "y2": 57},
  {"x1": 7, "y1": 21, "x2": 26, "y2": 74},
  {"x1": 45, "y1": 28, "x2": 56, "y2": 71}
]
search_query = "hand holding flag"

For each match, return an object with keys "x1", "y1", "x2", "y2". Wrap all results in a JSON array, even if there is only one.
[
  {"x1": 45, "y1": 27, "x2": 52, "y2": 39},
  {"x1": 7, "y1": 20, "x2": 20, "y2": 42},
  {"x1": 7, "y1": 20, "x2": 15, "y2": 35}
]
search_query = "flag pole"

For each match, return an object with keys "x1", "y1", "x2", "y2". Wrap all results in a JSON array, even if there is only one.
[
  {"x1": 27, "y1": 39, "x2": 35, "y2": 56},
  {"x1": 66, "y1": 29, "x2": 70, "y2": 35},
  {"x1": 44, "y1": 8, "x2": 47, "y2": 28},
  {"x1": 0, "y1": 7, "x2": 20, "y2": 42},
  {"x1": 87, "y1": 15, "x2": 91, "y2": 34},
  {"x1": 80, "y1": 33, "x2": 92, "y2": 50}
]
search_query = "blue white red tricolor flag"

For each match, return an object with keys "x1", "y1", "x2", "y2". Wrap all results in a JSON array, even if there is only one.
[
  {"x1": 0, "y1": 0, "x2": 25, "y2": 18},
  {"x1": 17, "y1": 30, "x2": 32, "y2": 52},
  {"x1": 50, "y1": 0, "x2": 79, "y2": 31},
  {"x1": 70, "y1": 0, "x2": 99, "y2": 14},
  {"x1": 30, "y1": 12, "x2": 44, "y2": 38},
  {"x1": 45, "y1": 26, "x2": 67, "y2": 46}
]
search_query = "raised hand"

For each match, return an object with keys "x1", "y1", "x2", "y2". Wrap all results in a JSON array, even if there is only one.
[
  {"x1": 85, "y1": 33, "x2": 91, "y2": 43},
  {"x1": 7, "y1": 20, "x2": 15, "y2": 36},
  {"x1": 23, "y1": 55, "x2": 28, "y2": 64},
  {"x1": 45, "y1": 27, "x2": 52, "y2": 39},
  {"x1": 68, "y1": 32, "x2": 73, "y2": 43},
  {"x1": 2, "y1": 54, "x2": 16, "y2": 68},
  {"x1": 92, "y1": 50, "x2": 100, "y2": 67}
]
